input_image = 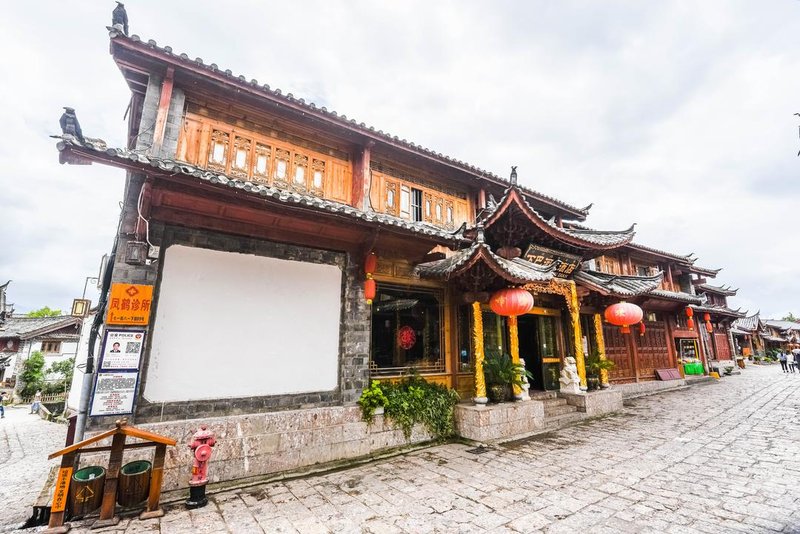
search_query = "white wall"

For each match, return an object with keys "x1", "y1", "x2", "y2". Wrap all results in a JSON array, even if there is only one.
[{"x1": 145, "y1": 245, "x2": 343, "y2": 403}]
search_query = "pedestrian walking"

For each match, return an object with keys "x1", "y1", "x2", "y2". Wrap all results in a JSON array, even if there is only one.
[
  {"x1": 779, "y1": 350, "x2": 788, "y2": 372},
  {"x1": 789, "y1": 351, "x2": 797, "y2": 373},
  {"x1": 30, "y1": 390, "x2": 42, "y2": 414},
  {"x1": 0, "y1": 391, "x2": 5, "y2": 419}
]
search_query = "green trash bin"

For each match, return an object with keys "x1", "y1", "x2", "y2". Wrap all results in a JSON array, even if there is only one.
[
  {"x1": 69, "y1": 466, "x2": 106, "y2": 518},
  {"x1": 118, "y1": 460, "x2": 152, "y2": 508}
]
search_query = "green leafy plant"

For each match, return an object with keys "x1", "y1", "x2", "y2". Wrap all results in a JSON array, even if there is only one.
[
  {"x1": 20, "y1": 351, "x2": 45, "y2": 397},
  {"x1": 359, "y1": 373, "x2": 460, "y2": 441},
  {"x1": 26, "y1": 306, "x2": 62, "y2": 317},
  {"x1": 483, "y1": 352, "x2": 531, "y2": 387},
  {"x1": 358, "y1": 380, "x2": 388, "y2": 423},
  {"x1": 585, "y1": 354, "x2": 616, "y2": 377}
]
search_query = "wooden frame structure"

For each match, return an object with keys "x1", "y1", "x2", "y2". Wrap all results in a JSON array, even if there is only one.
[{"x1": 44, "y1": 418, "x2": 176, "y2": 533}]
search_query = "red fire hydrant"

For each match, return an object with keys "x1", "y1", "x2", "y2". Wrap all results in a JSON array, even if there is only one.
[{"x1": 186, "y1": 424, "x2": 216, "y2": 508}]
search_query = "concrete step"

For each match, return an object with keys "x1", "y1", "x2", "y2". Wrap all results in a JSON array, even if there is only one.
[
  {"x1": 528, "y1": 390, "x2": 558, "y2": 401},
  {"x1": 543, "y1": 411, "x2": 587, "y2": 430},
  {"x1": 542, "y1": 397, "x2": 568, "y2": 406},
  {"x1": 544, "y1": 403, "x2": 578, "y2": 417}
]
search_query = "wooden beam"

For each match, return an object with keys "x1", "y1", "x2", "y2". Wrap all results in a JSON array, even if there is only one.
[
  {"x1": 151, "y1": 67, "x2": 174, "y2": 152},
  {"x1": 351, "y1": 141, "x2": 373, "y2": 211}
]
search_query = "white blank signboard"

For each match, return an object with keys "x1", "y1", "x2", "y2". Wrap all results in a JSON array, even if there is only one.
[{"x1": 145, "y1": 245, "x2": 342, "y2": 402}]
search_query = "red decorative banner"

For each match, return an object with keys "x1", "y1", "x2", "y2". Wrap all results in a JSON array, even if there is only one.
[{"x1": 397, "y1": 326, "x2": 416, "y2": 350}]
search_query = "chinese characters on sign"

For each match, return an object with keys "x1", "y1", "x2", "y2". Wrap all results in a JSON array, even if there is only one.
[
  {"x1": 90, "y1": 372, "x2": 138, "y2": 416},
  {"x1": 51, "y1": 467, "x2": 73, "y2": 513},
  {"x1": 523, "y1": 244, "x2": 582, "y2": 278},
  {"x1": 99, "y1": 330, "x2": 146, "y2": 370},
  {"x1": 106, "y1": 283, "x2": 154, "y2": 325}
]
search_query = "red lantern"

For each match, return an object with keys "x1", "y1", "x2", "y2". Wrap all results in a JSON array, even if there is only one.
[
  {"x1": 687, "y1": 317, "x2": 695, "y2": 331},
  {"x1": 365, "y1": 252, "x2": 377, "y2": 276},
  {"x1": 685, "y1": 307, "x2": 694, "y2": 318},
  {"x1": 604, "y1": 302, "x2": 644, "y2": 335},
  {"x1": 490, "y1": 288, "x2": 534, "y2": 317},
  {"x1": 364, "y1": 278, "x2": 376, "y2": 304},
  {"x1": 705, "y1": 321, "x2": 713, "y2": 333},
  {"x1": 639, "y1": 322, "x2": 646, "y2": 337},
  {"x1": 703, "y1": 313, "x2": 710, "y2": 322}
]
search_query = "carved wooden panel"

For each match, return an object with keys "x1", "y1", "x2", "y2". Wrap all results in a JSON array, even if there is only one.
[
  {"x1": 714, "y1": 333, "x2": 732, "y2": 360},
  {"x1": 327, "y1": 161, "x2": 350, "y2": 203},
  {"x1": 292, "y1": 153, "x2": 309, "y2": 192},
  {"x1": 207, "y1": 130, "x2": 229, "y2": 172},
  {"x1": 230, "y1": 136, "x2": 251, "y2": 179},
  {"x1": 372, "y1": 171, "x2": 469, "y2": 230},
  {"x1": 635, "y1": 321, "x2": 671, "y2": 379},
  {"x1": 253, "y1": 143, "x2": 271, "y2": 183},
  {"x1": 603, "y1": 324, "x2": 634, "y2": 381}
]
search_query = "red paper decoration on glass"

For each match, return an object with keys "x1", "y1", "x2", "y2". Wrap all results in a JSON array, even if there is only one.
[
  {"x1": 604, "y1": 302, "x2": 643, "y2": 335},
  {"x1": 489, "y1": 288, "x2": 534, "y2": 317},
  {"x1": 397, "y1": 325, "x2": 416, "y2": 350}
]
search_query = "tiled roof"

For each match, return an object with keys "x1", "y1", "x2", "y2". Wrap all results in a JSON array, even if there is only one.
[
  {"x1": 733, "y1": 312, "x2": 760, "y2": 332},
  {"x1": 730, "y1": 328, "x2": 751, "y2": 336},
  {"x1": 765, "y1": 320, "x2": 800, "y2": 332},
  {"x1": 573, "y1": 269, "x2": 664, "y2": 298},
  {"x1": 481, "y1": 187, "x2": 635, "y2": 250},
  {"x1": 625, "y1": 242, "x2": 695, "y2": 264},
  {"x1": 56, "y1": 136, "x2": 464, "y2": 244},
  {"x1": 415, "y1": 239, "x2": 555, "y2": 284},
  {"x1": 696, "y1": 283, "x2": 738, "y2": 296},
  {"x1": 760, "y1": 332, "x2": 786, "y2": 342},
  {"x1": 647, "y1": 289, "x2": 703, "y2": 305},
  {"x1": 109, "y1": 29, "x2": 589, "y2": 220},
  {"x1": 0, "y1": 316, "x2": 81, "y2": 340},
  {"x1": 689, "y1": 304, "x2": 746, "y2": 319}
]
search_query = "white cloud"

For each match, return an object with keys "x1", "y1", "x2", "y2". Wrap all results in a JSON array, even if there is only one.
[{"x1": 0, "y1": 1, "x2": 797, "y2": 318}]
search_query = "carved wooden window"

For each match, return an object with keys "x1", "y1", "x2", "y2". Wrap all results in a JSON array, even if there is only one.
[
  {"x1": 207, "y1": 130, "x2": 229, "y2": 172},
  {"x1": 399, "y1": 185, "x2": 411, "y2": 219},
  {"x1": 385, "y1": 181, "x2": 398, "y2": 215},
  {"x1": 293, "y1": 153, "x2": 309, "y2": 191},
  {"x1": 424, "y1": 195, "x2": 433, "y2": 221},
  {"x1": 274, "y1": 148, "x2": 290, "y2": 187},
  {"x1": 41, "y1": 341, "x2": 61, "y2": 353},
  {"x1": 230, "y1": 136, "x2": 251, "y2": 179},
  {"x1": 310, "y1": 159, "x2": 325, "y2": 195},
  {"x1": 435, "y1": 198, "x2": 443, "y2": 223},
  {"x1": 445, "y1": 200, "x2": 454, "y2": 229},
  {"x1": 253, "y1": 143, "x2": 271, "y2": 183}
]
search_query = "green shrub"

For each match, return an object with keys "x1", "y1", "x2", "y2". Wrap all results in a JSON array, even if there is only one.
[
  {"x1": 19, "y1": 351, "x2": 45, "y2": 397},
  {"x1": 483, "y1": 351, "x2": 532, "y2": 387},
  {"x1": 358, "y1": 373, "x2": 460, "y2": 441}
]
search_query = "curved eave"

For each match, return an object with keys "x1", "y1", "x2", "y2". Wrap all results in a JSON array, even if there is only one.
[
  {"x1": 109, "y1": 30, "x2": 588, "y2": 221},
  {"x1": 415, "y1": 243, "x2": 555, "y2": 285},
  {"x1": 55, "y1": 136, "x2": 463, "y2": 246},
  {"x1": 481, "y1": 188, "x2": 634, "y2": 251},
  {"x1": 690, "y1": 305, "x2": 747, "y2": 319},
  {"x1": 573, "y1": 269, "x2": 663, "y2": 298},
  {"x1": 647, "y1": 289, "x2": 703, "y2": 305}
]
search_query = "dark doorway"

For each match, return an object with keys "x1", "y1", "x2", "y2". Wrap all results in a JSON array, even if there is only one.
[
  {"x1": 518, "y1": 315, "x2": 542, "y2": 390},
  {"x1": 518, "y1": 313, "x2": 562, "y2": 390}
]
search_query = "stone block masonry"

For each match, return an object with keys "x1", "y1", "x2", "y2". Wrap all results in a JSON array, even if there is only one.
[
  {"x1": 559, "y1": 389, "x2": 623, "y2": 416},
  {"x1": 455, "y1": 400, "x2": 545, "y2": 442}
]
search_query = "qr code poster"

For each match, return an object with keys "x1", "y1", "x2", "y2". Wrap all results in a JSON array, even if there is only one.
[
  {"x1": 99, "y1": 329, "x2": 146, "y2": 371},
  {"x1": 90, "y1": 371, "x2": 138, "y2": 416}
]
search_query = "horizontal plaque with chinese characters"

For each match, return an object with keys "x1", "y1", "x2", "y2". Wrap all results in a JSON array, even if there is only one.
[
  {"x1": 106, "y1": 283, "x2": 153, "y2": 325},
  {"x1": 523, "y1": 244, "x2": 582, "y2": 278}
]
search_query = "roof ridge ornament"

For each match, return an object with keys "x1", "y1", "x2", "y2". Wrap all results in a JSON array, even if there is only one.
[
  {"x1": 510, "y1": 166, "x2": 517, "y2": 185},
  {"x1": 476, "y1": 223, "x2": 485, "y2": 244},
  {"x1": 111, "y1": 2, "x2": 129, "y2": 36}
]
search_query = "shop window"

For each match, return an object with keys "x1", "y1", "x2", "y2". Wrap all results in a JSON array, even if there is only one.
[
  {"x1": 411, "y1": 188, "x2": 423, "y2": 222},
  {"x1": 41, "y1": 341, "x2": 61, "y2": 353},
  {"x1": 370, "y1": 284, "x2": 444, "y2": 376},
  {"x1": 482, "y1": 311, "x2": 507, "y2": 354},
  {"x1": 456, "y1": 305, "x2": 472, "y2": 372}
]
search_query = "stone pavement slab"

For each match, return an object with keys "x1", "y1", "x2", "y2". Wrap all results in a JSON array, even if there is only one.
[{"x1": 9, "y1": 364, "x2": 800, "y2": 533}]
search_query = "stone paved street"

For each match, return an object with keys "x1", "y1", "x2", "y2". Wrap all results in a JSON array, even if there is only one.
[
  {"x1": 10, "y1": 364, "x2": 800, "y2": 533},
  {"x1": 0, "y1": 406, "x2": 66, "y2": 532}
]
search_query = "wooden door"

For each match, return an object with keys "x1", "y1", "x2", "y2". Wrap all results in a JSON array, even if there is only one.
[
  {"x1": 603, "y1": 324, "x2": 635, "y2": 382},
  {"x1": 714, "y1": 333, "x2": 732, "y2": 360},
  {"x1": 635, "y1": 321, "x2": 671, "y2": 380}
]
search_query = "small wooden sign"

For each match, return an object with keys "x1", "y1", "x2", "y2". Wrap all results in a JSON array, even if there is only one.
[
  {"x1": 523, "y1": 244, "x2": 582, "y2": 278},
  {"x1": 106, "y1": 283, "x2": 154, "y2": 326},
  {"x1": 51, "y1": 467, "x2": 73, "y2": 513}
]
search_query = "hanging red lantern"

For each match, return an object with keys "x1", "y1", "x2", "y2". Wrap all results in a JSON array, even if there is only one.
[
  {"x1": 703, "y1": 312, "x2": 710, "y2": 322},
  {"x1": 687, "y1": 317, "x2": 695, "y2": 331},
  {"x1": 397, "y1": 325, "x2": 416, "y2": 350},
  {"x1": 365, "y1": 252, "x2": 377, "y2": 276},
  {"x1": 685, "y1": 307, "x2": 694, "y2": 318},
  {"x1": 639, "y1": 322, "x2": 646, "y2": 337},
  {"x1": 364, "y1": 278, "x2": 376, "y2": 304},
  {"x1": 705, "y1": 321, "x2": 713, "y2": 333},
  {"x1": 604, "y1": 302, "x2": 643, "y2": 335},
  {"x1": 490, "y1": 288, "x2": 534, "y2": 317}
]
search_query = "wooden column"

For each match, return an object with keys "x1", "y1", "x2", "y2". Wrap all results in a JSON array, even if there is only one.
[
  {"x1": 508, "y1": 316, "x2": 522, "y2": 398},
  {"x1": 567, "y1": 282, "x2": 587, "y2": 389},
  {"x1": 472, "y1": 301, "x2": 487, "y2": 404},
  {"x1": 593, "y1": 314, "x2": 609, "y2": 387},
  {"x1": 351, "y1": 141, "x2": 373, "y2": 211},
  {"x1": 140, "y1": 444, "x2": 167, "y2": 519},
  {"x1": 151, "y1": 67, "x2": 174, "y2": 153},
  {"x1": 94, "y1": 432, "x2": 126, "y2": 527},
  {"x1": 666, "y1": 264, "x2": 675, "y2": 292},
  {"x1": 629, "y1": 328, "x2": 640, "y2": 382}
]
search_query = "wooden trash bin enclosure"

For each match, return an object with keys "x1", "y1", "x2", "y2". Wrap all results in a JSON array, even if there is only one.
[
  {"x1": 43, "y1": 418, "x2": 176, "y2": 533},
  {"x1": 117, "y1": 460, "x2": 152, "y2": 508},
  {"x1": 68, "y1": 466, "x2": 106, "y2": 518}
]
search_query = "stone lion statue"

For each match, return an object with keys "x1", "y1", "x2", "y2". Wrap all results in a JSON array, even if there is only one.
[{"x1": 559, "y1": 356, "x2": 581, "y2": 394}]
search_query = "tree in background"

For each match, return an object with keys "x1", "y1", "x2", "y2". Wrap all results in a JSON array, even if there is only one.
[
  {"x1": 26, "y1": 306, "x2": 62, "y2": 317},
  {"x1": 19, "y1": 351, "x2": 45, "y2": 397},
  {"x1": 48, "y1": 358, "x2": 75, "y2": 391},
  {"x1": 781, "y1": 313, "x2": 799, "y2": 322}
]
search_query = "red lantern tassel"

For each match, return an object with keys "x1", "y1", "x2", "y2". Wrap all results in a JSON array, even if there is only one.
[{"x1": 621, "y1": 325, "x2": 631, "y2": 335}]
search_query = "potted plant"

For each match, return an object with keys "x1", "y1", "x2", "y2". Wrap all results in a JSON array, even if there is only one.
[
  {"x1": 483, "y1": 352, "x2": 532, "y2": 403},
  {"x1": 584, "y1": 354, "x2": 615, "y2": 391}
]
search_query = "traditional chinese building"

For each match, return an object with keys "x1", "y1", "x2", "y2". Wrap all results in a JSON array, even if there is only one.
[
  {"x1": 54, "y1": 15, "x2": 748, "y2": 487},
  {"x1": 731, "y1": 312, "x2": 764, "y2": 357}
]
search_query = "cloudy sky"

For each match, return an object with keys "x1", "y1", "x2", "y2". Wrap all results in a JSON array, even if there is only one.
[{"x1": 0, "y1": 1, "x2": 797, "y2": 318}]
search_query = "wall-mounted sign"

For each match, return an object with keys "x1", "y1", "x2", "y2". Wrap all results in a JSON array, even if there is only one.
[
  {"x1": 71, "y1": 298, "x2": 91, "y2": 318},
  {"x1": 106, "y1": 283, "x2": 153, "y2": 325},
  {"x1": 99, "y1": 329, "x2": 146, "y2": 371},
  {"x1": 90, "y1": 371, "x2": 138, "y2": 416},
  {"x1": 523, "y1": 244, "x2": 582, "y2": 278}
]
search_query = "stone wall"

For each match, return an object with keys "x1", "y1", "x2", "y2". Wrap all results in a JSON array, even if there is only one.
[
  {"x1": 614, "y1": 379, "x2": 687, "y2": 400},
  {"x1": 81, "y1": 405, "x2": 430, "y2": 491},
  {"x1": 455, "y1": 401, "x2": 545, "y2": 442}
]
